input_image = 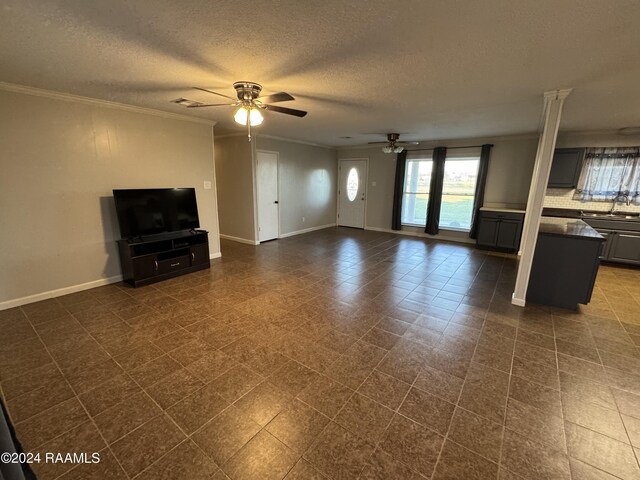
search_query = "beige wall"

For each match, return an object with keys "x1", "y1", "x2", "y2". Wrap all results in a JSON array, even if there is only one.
[
  {"x1": 337, "y1": 134, "x2": 539, "y2": 235},
  {"x1": 556, "y1": 131, "x2": 640, "y2": 149},
  {"x1": 215, "y1": 135, "x2": 338, "y2": 242},
  {"x1": 0, "y1": 89, "x2": 220, "y2": 307},
  {"x1": 214, "y1": 135, "x2": 256, "y2": 242},
  {"x1": 481, "y1": 136, "x2": 538, "y2": 208},
  {"x1": 255, "y1": 137, "x2": 337, "y2": 235}
]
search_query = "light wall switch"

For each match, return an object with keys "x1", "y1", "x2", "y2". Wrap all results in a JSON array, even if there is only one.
[
  {"x1": 372, "y1": 181, "x2": 377, "y2": 187},
  {"x1": 203, "y1": 181, "x2": 212, "y2": 190},
  {"x1": 302, "y1": 217, "x2": 306, "y2": 223}
]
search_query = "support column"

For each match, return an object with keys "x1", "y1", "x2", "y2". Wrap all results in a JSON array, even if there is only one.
[{"x1": 512, "y1": 89, "x2": 572, "y2": 307}]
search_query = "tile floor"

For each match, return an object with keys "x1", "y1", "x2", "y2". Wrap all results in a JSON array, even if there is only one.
[{"x1": 1, "y1": 227, "x2": 640, "y2": 479}]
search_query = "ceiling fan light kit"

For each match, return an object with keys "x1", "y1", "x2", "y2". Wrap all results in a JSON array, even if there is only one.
[
  {"x1": 371, "y1": 133, "x2": 418, "y2": 154},
  {"x1": 173, "y1": 81, "x2": 307, "y2": 141},
  {"x1": 382, "y1": 145, "x2": 404, "y2": 153},
  {"x1": 233, "y1": 106, "x2": 263, "y2": 126}
]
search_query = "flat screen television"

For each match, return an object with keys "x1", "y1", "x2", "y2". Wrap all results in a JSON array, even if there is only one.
[{"x1": 113, "y1": 188, "x2": 200, "y2": 238}]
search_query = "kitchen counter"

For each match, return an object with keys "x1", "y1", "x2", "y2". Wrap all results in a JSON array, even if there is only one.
[
  {"x1": 538, "y1": 216, "x2": 603, "y2": 240},
  {"x1": 480, "y1": 207, "x2": 526, "y2": 214},
  {"x1": 542, "y1": 207, "x2": 640, "y2": 221},
  {"x1": 527, "y1": 216, "x2": 604, "y2": 310}
]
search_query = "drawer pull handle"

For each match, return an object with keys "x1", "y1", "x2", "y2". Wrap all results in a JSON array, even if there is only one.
[
  {"x1": 154, "y1": 260, "x2": 158, "y2": 271},
  {"x1": 191, "y1": 252, "x2": 195, "y2": 261},
  {"x1": 170, "y1": 262, "x2": 180, "y2": 267}
]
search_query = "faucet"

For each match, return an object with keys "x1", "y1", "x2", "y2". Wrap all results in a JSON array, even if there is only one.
[{"x1": 609, "y1": 193, "x2": 631, "y2": 214}]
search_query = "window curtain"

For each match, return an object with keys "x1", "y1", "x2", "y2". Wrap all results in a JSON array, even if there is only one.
[
  {"x1": 425, "y1": 147, "x2": 447, "y2": 235},
  {"x1": 391, "y1": 150, "x2": 408, "y2": 230},
  {"x1": 574, "y1": 147, "x2": 640, "y2": 204},
  {"x1": 469, "y1": 144, "x2": 494, "y2": 238}
]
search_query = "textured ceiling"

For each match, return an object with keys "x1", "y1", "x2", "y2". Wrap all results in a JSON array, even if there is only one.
[{"x1": 1, "y1": 0, "x2": 639, "y2": 146}]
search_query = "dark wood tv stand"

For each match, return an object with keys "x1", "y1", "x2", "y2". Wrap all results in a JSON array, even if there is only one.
[{"x1": 117, "y1": 230, "x2": 210, "y2": 287}]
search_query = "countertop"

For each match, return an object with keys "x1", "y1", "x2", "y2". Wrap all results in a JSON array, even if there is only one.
[
  {"x1": 538, "y1": 216, "x2": 604, "y2": 240},
  {"x1": 542, "y1": 207, "x2": 640, "y2": 221},
  {"x1": 480, "y1": 207, "x2": 526, "y2": 214}
]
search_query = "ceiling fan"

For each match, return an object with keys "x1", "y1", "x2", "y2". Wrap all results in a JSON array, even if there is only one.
[
  {"x1": 172, "y1": 82, "x2": 307, "y2": 140},
  {"x1": 369, "y1": 133, "x2": 419, "y2": 153}
]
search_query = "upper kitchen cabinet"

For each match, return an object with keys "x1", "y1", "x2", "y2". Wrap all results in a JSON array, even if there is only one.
[{"x1": 547, "y1": 148, "x2": 585, "y2": 188}]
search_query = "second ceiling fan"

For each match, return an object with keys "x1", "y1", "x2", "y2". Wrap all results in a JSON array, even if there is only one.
[
  {"x1": 369, "y1": 133, "x2": 419, "y2": 153},
  {"x1": 173, "y1": 82, "x2": 307, "y2": 140}
]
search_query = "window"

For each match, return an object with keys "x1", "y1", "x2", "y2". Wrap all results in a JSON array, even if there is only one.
[
  {"x1": 401, "y1": 157, "x2": 432, "y2": 226},
  {"x1": 575, "y1": 147, "x2": 640, "y2": 204},
  {"x1": 401, "y1": 151, "x2": 481, "y2": 231},
  {"x1": 439, "y1": 156, "x2": 480, "y2": 230}
]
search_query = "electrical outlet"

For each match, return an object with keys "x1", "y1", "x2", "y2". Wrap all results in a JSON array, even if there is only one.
[
  {"x1": 302, "y1": 217, "x2": 305, "y2": 223},
  {"x1": 203, "y1": 181, "x2": 212, "y2": 190}
]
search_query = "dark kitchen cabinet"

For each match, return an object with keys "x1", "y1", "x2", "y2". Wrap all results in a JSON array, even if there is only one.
[
  {"x1": 476, "y1": 217, "x2": 499, "y2": 247},
  {"x1": 496, "y1": 220, "x2": 523, "y2": 249},
  {"x1": 476, "y1": 210, "x2": 525, "y2": 252},
  {"x1": 527, "y1": 227, "x2": 603, "y2": 310},
  {"x1": 582, "y1": 218, "x2": 640, "y2": 266},
  {"x1": 608, "y1": 232, "x2": 640, "y2": 265},
  {"x1": 548, "y1": 148, "x2": 585, "y2": 188},
  {"x1": 597, "y1": 229, "x2": 614, "y2": 260},
  {"x1": 584, "y1": 218, "x2": 640, "y2": 265}
]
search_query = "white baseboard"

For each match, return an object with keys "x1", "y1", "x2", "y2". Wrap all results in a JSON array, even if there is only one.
[
  {"x1": 279, "y1": 223, "x2": 336, "y2": 239},
  {"x1": 1, "y1": 252, "x2": 223, "y2": 311},
  {"x1": 364, "y1": 226, "x2": 476, "y2": 245},
  {"x1": 0, "y1": 275, "x2": 123, "y2": 311},
  {"x1": 219, "y1": 234, "x2": 259, "y2": 245},
  {"x1": 511, "y1": 294, "x2": 526, "y2": 307}
]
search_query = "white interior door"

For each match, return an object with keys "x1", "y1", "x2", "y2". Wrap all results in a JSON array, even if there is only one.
[
  {"x1": 338, "y1": 159, "x2": 367, "y2": 228},
  {"x1": 256, "y1": 151, "x2": 279, "y2": 242}
]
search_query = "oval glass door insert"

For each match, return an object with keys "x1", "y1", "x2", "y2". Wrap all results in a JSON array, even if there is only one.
[{"x1": 346, "y1": 167, "x2": 359, "y2": 202}]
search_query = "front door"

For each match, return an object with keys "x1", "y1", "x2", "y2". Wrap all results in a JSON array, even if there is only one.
[
  {"x1": 338, "y1": 159, "x2": 367, "y2": 228},
  {"x1": 256, "y1": 150, "x2": 279, "y2": 242}
]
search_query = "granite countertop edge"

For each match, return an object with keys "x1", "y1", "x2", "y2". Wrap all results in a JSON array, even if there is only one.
[{"x1": 538, "y1": 216, "x2": 604, "y2": 240}]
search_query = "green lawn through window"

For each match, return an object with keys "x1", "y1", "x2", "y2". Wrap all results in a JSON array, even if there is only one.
[{"x1": 407, "y1": 194, "x2": 474, "y2": 230}]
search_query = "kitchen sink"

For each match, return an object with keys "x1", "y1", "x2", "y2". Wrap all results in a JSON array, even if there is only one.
[{"x1": 581, "y1": 212, "x2": 639, "y2": 220}]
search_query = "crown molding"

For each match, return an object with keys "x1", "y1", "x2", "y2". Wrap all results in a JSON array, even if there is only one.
[
  {"x1": 337, "y1": 132, "x2": 541, "y2": 150},
  {"x1": 557, "y1": 128, "x2": 640, "y2": 137},
  {"x1": 0, "y1": 81, "x2": 216, "y2": 126},
  {"x1": 213, "y1": 131, "x2": 334, "y2": 149}
]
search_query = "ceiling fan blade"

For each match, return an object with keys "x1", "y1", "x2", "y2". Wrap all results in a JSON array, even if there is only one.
[
  {"x1": 265, "y1": 105, "x2": 308, "y2": 117},
  {"x1": 259, "y1": 92, "x2": 295, "y2": 103},
  {"x1": 186, "y1": 103, "x2": 234, "y2": 108},
  {"x1": 368, "y1": 141, "x2": 390, "y2": 145},
  {"x1": 397, "y1": 141, "x2": 420, "y2": 145},
  {"x1": 192, "y1": 86, "x2": 236, "y2": 100}
]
